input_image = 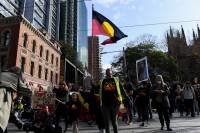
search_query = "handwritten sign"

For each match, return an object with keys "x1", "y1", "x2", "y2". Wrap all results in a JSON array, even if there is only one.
[{"x1": 32, "y1": 91, "x2": 56, "y2": 113}]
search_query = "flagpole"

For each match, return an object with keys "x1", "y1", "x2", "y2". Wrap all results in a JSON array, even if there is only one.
[{"x1": 91, "y1": 4, "x2": 94, "y2": 79}]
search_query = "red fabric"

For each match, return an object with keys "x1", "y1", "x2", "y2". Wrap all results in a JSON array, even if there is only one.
[
  {"x1": 101, "y1": 38, "x2": 114, "y2": 45},
  {"x1": 92, "y1": 19, "x2": 107, "y2": 36}
]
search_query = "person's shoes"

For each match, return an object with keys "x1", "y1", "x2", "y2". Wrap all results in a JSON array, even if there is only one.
[
  {"x1": 99, "y1": 129, "x2": 105, "y2": 133},
  {"x1": 137, "y1": 118, "x2": 141, "y2": 122},
  {"x1": 167, "y1": 127, "x2": 173, "y2": 131},
  {"x1": 128, "y1": 122, "x2": 133, "y2": 125},
  {"x1": 140, "y1": 122, "x2": 144, "y2": 126},
  {"x1": 186, "y1": 112, "x2": 189, "y2": 116},
  {"x1": 63, "y1": 129, "x2": 67, "y2": 133},
  {"x1": 160, "y1": 125, "x2": 164, "y2": 130}
]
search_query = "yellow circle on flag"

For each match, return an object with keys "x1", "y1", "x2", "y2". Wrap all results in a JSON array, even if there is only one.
[{"x1": 102, "y1": 22, "x2": 114, "y2": 37}]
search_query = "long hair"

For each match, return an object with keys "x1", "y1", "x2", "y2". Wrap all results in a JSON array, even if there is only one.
[
  {"x1": 155, "y1": 75, "x2": 166, "y2": 87},
  {"x1": 59, "y1": 81, "x2": 68, "y2": 91}
]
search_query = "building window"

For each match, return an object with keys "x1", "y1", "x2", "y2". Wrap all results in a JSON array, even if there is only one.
[
  {"x1": 30, "y1": 61, "x2": 34, "y2": 76},
  {"x1": 21, "y1": 57, "x2": 26, "y2": 73},
  {"x1": 32, "y1": 40, "x2": 36, "y2": 53},
  {"x1": 0, "y1": 55, "x2": 6, "y2": 70},
  {"x1": 50, "y1": 71, "x2": 53, "y2": 82},
  {"x1": 51, "y1": 54, "x2": 54, "y2": 64},
  {"x1": 56, "y1": 57, "x2": 58, "y2": 67},
  {"x1": 38, "y1": 65, "x2": 42, "y2": 79},
  {"x1": 46, "y1": 50, "x2": 49, "y2": 61},
  {"x1": 1, "y1": 30, "x2": 11, "y2": 47},
  {"x1": 39, "y1": 46, "x2": 43, "y2": 57},
  {"x1": 23, "y1": 33, "x2": 28, "y2": 48},
  {"x1": 45, "y1": 68, "x2": 48, "y2": 80}
]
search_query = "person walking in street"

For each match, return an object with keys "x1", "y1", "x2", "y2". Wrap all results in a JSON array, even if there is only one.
[
  {"x1": 68, "y1": 92, "x2": 81, "y2": 133},
  {"x1": 192, "y1": 77, "x2": 200, "y2": 115},
  {"x1": 99, "y1": 68, "x2": 126, "y2": 133},
  {"x1": 53, "y1": 81, "x2": 70, "y2": 132},
  {"x1": 123, "y1": 77, "x2": 134, "y2": 125},
  {"x1": 151, "y1": 75, "x2": 172, "y2": 131},
  {"x1": 175, "y1": 84, "x2": 184, "y2": 117},
  {"x1": 89, "y1": 82, "x2": 105, "y2": 133},
  {"x1": 137, "y1": 81, "x2": 151, "y2": 127},
  {"x1": 182, "y1": 81, "x2": 196, "y2": 117}
]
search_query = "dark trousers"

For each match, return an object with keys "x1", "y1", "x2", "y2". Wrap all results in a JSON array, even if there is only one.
[
  {"x1": 95, "y1": 106, "x2": 105, "y2": 129},
  {"x1": 102, "y1": 104, "x2": 119, "y2": 133},
  {"x1": 141, "y1": 103, "x2": 149, "y2": 122},
  {"x1": 176, "y1": 99, "x2": 184, "y2": 115},
  {"x1": 156, "y1": 105, "x2": 170, "y2": 127},
  {"x1": 137, "y1": 100, "x2": 149, "y2": 122},
  {"x1": 124, "y1": 99, "x2": 133, "y2": 122},
  {"x1": 0, "y1": 128, "x2": 7, "y2": 133},
  {"x1": 55, "y1": 105, "x2": 68, "y2": 130},
  {"x1": 184, "y1": 99, "x2": 195, "y2": 116}
]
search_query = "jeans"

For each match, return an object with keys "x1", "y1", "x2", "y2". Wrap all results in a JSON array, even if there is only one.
[
  {"x1": 156, "y1": 104, "x2": 170, "y2": 127},
  {"x1": 184, "y1": 99, "x2": 195, "y2": 116}
]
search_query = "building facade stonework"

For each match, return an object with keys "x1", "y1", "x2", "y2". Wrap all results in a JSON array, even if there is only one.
[
  {"x1": 88, "y1": 36, "x2": 101, "y2": 82},
  {"x1": 0, "y1": 16, "x2": 61, "y2": 90},
  {"x1": 167, "y1": 25, "x2": 200, "y2": 81}
]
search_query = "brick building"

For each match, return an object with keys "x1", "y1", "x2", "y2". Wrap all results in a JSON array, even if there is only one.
[
  {"x1": 88, "y1": 36, "x2": 101, "y2": 82},
  {"x1": 0, "y1": 16, "x2": 61, "y2": 90}
]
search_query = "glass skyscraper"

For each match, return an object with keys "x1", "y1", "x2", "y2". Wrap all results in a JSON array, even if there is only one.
[
  {"x1": 0, "y1": 0, "x2": 60, "y2": 40},
  {"x1": 59, "y1": 0, "x2": 88, "y2": 66},
  {"x1": 0, "y1": 0, "x2": 24, "y2": 17},
  {"x1": 59, "y1": 0, "x2": 77, "y2": 50},
  {"x1": 77, "y1": 1, "x2": 88, "y2": 67},
  {"x1": 23, "y1": 0, "x2": 60, "y2": 40}
]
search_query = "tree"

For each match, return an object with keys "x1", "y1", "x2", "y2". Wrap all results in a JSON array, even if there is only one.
[
  {"x1": 112, "y1": 35, "x2": 178, "y2": 82},
  {"x1": 60, "y1": 41, "x2": 83, "y2": 70}
]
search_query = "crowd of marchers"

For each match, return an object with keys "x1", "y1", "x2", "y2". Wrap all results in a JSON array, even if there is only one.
[{"x1": 1, "y1": 67, "x2": 200, "y2": 133}]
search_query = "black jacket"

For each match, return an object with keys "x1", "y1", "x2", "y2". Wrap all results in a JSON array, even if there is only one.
[{"x1": 151, "y1": 84, "x2": 170, "y2": 108}]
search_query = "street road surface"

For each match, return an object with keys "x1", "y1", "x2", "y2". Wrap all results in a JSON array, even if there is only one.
[{"x1": 7, "y1": 113, "x2": 200, "y2": 133}]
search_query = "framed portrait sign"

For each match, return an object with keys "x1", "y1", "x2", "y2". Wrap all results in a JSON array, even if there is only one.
[{"x1": 136, "y1": 56, "x2": 149, "y2": 82}]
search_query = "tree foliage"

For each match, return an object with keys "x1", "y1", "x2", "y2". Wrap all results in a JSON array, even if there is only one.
[
  {"x1": 60, "y1": 41, "x2": 83, "y2": 70},
  {"x1": 112, "y1": 35, "x2": 178, "y2": 82}
]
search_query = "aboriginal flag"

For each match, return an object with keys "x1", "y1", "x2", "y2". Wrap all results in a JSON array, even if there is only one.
[{"x1": 92, "y1": 10, "x2": 128, "y2": 45}]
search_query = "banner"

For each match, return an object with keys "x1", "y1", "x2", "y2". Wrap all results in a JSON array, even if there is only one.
[
  {"x1": 32, "y1": 91, "x2": 56, "y2": 113},
  {"x1": 136, "y1": 57, "x2": 149, "y2": 82}
]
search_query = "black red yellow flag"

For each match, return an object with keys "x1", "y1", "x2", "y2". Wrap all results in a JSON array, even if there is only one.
[{"x1": 92, "y1": 10, "x2": 128, "y2": 45}]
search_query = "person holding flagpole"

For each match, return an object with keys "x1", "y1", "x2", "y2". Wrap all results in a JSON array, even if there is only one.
[
  {"x1": 99, "y1": 68, "x2": 124, "y2": 133},
  {"x1": 91, "y1": 6, "x2": 128, "y2": 133}
]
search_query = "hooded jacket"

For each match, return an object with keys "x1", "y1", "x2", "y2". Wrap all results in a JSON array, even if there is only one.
[{"x1": 151, "y1": 75, "x2": 170, "y2": 107}]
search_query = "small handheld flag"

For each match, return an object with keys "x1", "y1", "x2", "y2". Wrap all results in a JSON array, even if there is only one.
[{"x1": 92, "y1": 10, "x2": 128, "y2": 45}]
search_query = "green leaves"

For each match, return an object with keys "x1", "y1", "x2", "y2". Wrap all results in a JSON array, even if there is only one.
[
  {"x1": 60, "y1": 41, "x2": 83, "y2": 71},
  {"x1": 112, "y1": 39, "x2": 178, "y2": 81}
]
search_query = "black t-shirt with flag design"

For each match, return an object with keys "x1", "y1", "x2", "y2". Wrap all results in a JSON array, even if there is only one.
[{"x1": 102, "y1": 78, "x2": 119, "y2": 106}]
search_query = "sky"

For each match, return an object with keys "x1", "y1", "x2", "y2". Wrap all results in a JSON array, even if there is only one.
[{"x1": 85, "y1": 0, "x2": 200, "y2": 69}]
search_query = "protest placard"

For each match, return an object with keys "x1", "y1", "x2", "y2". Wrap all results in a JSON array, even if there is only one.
[
  {"x1": 136, "y1": 56, "x2": 149, "y2": 82},
  {"x1": 32, "y1": 91, "x2": 56, "y2": 113}
]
